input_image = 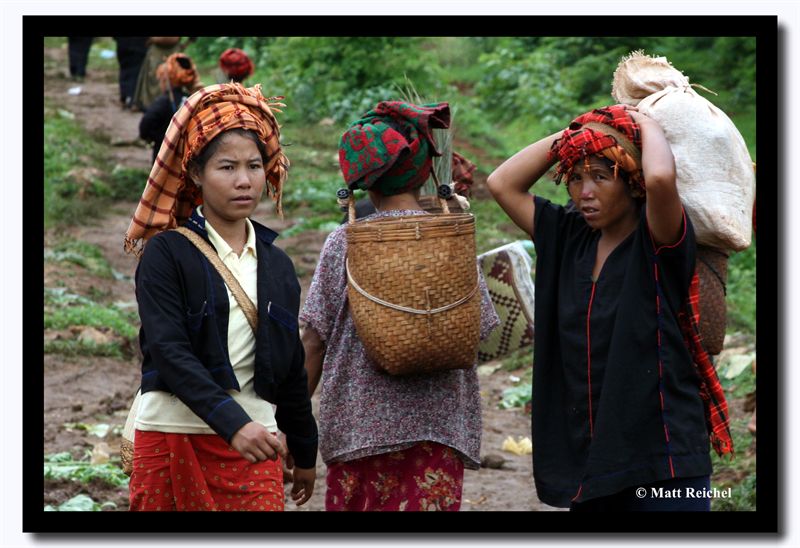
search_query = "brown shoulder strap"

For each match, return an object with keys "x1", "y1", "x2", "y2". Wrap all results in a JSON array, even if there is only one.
[{"x1": 173, "y1": 227, "x2": 259, "y2": 334}]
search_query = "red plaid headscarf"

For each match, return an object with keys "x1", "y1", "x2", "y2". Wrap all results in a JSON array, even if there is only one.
[
  {"x1": 555, "y1": 106, "x2": 734, "y2": 458},
  {"x1": 339, "y1": 101, "x2": 450, "y2": 196},
  {"x1": 219, "y1": 48, "x2": 255, "y2": 81},
  {"x1": 548, "y1": 105, "x2": 644, "y2": 194},
  {"x1": 124, "y1": 83, "x2": 288, "y2": 255}
]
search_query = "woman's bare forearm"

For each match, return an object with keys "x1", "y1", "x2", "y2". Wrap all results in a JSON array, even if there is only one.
[{"x1": 487, "y1": 130, "x2": 563, "y2": 236}]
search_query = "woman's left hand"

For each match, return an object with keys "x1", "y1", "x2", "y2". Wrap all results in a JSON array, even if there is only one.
[{"x1": 289, "y1": 465, "x2": 316, "y2": 506}]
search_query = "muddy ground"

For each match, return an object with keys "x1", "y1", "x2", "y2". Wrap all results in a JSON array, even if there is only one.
[{"x1": 42, "y1": 41, "x2": 559, "y2": 512}]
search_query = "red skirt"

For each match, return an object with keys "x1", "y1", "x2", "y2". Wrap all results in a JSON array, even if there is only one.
[
  {"x1": 325, "y1": 441, "x2": 464, "y2": 511},
  {"x1": 129, "y1": 430, "x2": 284, "y2": 511}
]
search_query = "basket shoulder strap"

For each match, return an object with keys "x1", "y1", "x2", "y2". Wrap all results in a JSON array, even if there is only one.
[{"x1": 173, "y1": 226, "x2": 258, "y2": 334}]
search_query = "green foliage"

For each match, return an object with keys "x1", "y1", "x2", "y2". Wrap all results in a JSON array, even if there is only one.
[
  {"x1": 281, "y1": 217, "x2": 341, "y2": 239},
  {"x1": 710, "y1": 414, "x2": 757, "y2": 511},
  {"x1": 499, "y1": 383, "x2": 532, "y2": 410},
  {"x1": 499, "y1": 346, "x2": 533, "y2": 373},
  {"x1": 726, "y1": 241, "x2": 757, "y2": 333},
  {"x1": 471, "y1": 36, "x2": 756, "y2": 137},
  {"x1": 45, "y1": 240, "x2": 114, "y2": 278},
  {"x1": 44, "y1": 302, "x2": 138, "y2": 340},
  {"x1": 469, "y1": 180, "x2": 564, "y2": 255},
  {"x1": 717, "y1": 348, "x2": 756, "y2": 399},
  {"x1": 44, "y1": 111, "x2": 107, "y2": 227},
  {"x1": 43, "y1": 339, "x2": 125, "y2": 358},
  {"x1": 44, "y1": 287, "x2": 139, "y2": 357},
  {"x1": 44, "y1": 494, "x2": 118, "y2": 512},
  {"x1": 107, "y1": 166, "x2": 150, "y2": 201},
  {"x1": 712, "y1": 473, "x2": 756, "y2": 512},
  {"x1": 44, "y1": 451, "x2": 129, "y2": 488},
  {"x1": 188, "y1": 37, "x2": 441, "y2": 123}
]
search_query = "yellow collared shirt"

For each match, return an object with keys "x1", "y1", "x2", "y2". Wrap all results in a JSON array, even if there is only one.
[{"x1": 136, "y1": 208, "x2": 278, "y2": 435}]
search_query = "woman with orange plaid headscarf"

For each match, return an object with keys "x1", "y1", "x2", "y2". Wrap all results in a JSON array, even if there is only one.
[
  {"x1": 487, "y1": 104, "x2": 733, "y2": 512},
  {"x1": 124, "y1": 83, "x2": 317, "y2": 511},
  {"x1": 139, "y1": 52, "x2": 204, "y2": 163}
]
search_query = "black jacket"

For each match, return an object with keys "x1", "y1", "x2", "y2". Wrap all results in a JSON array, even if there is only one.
[
  {"x1": 135, "y1": 209, "x2": 318, "y2": 468},
  {"x1": 138, "y1": 87, "x2": 188, "y2": 163}
]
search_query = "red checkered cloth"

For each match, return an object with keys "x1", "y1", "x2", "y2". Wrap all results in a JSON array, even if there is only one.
[
  {"x1": 124, "y1": 83, "x2": 288, "y2": 255},
  {"x1": 339, "y1": 101, "x2": 450, "y2": 196},
  {"x1": 680, "y1": 272, "x2": 735, "y2": 458},
  {"x1": 548, "y1": 105, "x2": 644, "y2": 192},
  {"x1": 452, "y1": 151, "x2": 476, "y2": 197}
]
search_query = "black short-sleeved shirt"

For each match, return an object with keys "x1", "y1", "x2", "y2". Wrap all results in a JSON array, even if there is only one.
[{"x1": 531, "y1": 195, "x2": 712, "y2": 508}]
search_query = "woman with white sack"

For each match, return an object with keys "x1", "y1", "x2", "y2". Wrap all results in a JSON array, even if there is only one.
[
  {"x1": 488, "y1": 101, "x2": 734, "y2": 511},
  {"x1": 612, "y1": 51, "x2": 757, "y2": 356}
]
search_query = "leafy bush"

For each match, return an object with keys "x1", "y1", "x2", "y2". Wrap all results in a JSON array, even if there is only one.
[
  {"x1": 188, "y1": 37, "x2": 441, "y2": 123},
  {"x1": 726, "y1": 241, "x2": 757, "y2": 333}
]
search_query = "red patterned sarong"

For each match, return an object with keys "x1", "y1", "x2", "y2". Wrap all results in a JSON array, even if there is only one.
[
  {"x1": 129, "y1": 430, "x2": 284, "y2": 511},
  {"x1": 325, "y1": 441, "x2": 464, "y2": 511}
]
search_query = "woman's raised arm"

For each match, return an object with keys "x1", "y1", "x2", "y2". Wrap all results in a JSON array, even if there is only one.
[
  {"x1": 486, "y1": 130, "x2": 563, "y2": 237},
  {"x1": 626, "y1": 108, "x2": 682, "y2": 247}
]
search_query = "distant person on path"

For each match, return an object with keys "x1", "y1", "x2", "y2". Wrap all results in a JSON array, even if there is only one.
[
  {"x1": 124, "y1": 83, "x2": 317, "y2": 511},
  {"x1": 300, "y1": 101, "x2": 499, "y2": 511},
  {"x1": 113, "y1": 36, "x2": 148, "y2": 109},
  {"x1": 139, "y1": 52, "x2": 203, "y2": 163},
  {"x1": 217, "y1": 48, "x2": 255, "y2": 84},
  {"x1": 131, "y1": 36, "x2": 183, "y2": 111},
  {"x1": 487, "y1": 104, "x2": 733, "y2": 511},
  {"x1": 67, "y1": 36, "x2": 93, "y2": 81}
]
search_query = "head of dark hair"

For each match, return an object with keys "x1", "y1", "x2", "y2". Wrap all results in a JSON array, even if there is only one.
[
  {"x1": 176, "y1": 56, "x2": 192, "y2": 70},
  {"x1": 186, "y1": 128, "x2": 268, "y2": 182}
]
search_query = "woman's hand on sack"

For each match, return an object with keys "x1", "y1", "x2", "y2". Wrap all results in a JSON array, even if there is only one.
[
  {"x1": 290, "y1": 465, "x2": 316, "y2": 506},
  {"x1": 619, "y1": 104, "x2": 657, "y2": 126},
  {"x1": 231, "y1": 422, "x2": 288, "y2": 463}
]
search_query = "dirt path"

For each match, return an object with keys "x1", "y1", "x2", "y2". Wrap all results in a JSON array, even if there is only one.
[{"x1": 43, "y1": 40, "x2": 559, "y2": 512}]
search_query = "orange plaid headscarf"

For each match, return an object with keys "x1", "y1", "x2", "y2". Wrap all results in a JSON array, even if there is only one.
[
  {"x1": 156, "y1": 53, "x2": 199, "y2": 92},
  {"x1": 124, "y1": 83, "x2": 289, "y2": 256}
]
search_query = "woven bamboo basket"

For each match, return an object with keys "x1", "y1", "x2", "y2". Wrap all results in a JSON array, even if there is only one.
[
  {"x1": 696, "y1": 245, "x2": 729, "y2": 356},
  {"x1": 345, "y1": 199, "x2": 481, "y2": 375},
  {"x1": 418, "y1": 194, "x2": 464, "y2": 214}
]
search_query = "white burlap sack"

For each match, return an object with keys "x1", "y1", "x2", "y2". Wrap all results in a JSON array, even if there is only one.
[{"x1": 612, "y1": 52, "x2": 755, "y2": 251}]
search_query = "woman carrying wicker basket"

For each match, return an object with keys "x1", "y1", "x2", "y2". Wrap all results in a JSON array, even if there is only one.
[
  {"x1": 123, "y1": 83, "x2": 317, "y2": 511},
  {"x1": 300, "y1": 101, "x2": 499, "y2": 511},
  {"x1": 487, "y1": 104, "x2": 734, "y2": 511}
]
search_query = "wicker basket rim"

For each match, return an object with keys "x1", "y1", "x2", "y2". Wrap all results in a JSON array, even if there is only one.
[{"x1": 346, "y1": 213, "x2": 474, "y2": 230}]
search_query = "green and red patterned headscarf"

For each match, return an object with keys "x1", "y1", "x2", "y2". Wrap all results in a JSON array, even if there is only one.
[
  {"x1": 339, "y1": 101, "x2": 450, "y2": 196},
  {"x1": 548, "y1": 105, "x2": 645, "y2": 194}
]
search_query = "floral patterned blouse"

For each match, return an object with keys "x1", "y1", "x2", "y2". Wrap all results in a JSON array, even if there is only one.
[{"x1": 300, "y1": 210, "x2": 500, "y2": 470}]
